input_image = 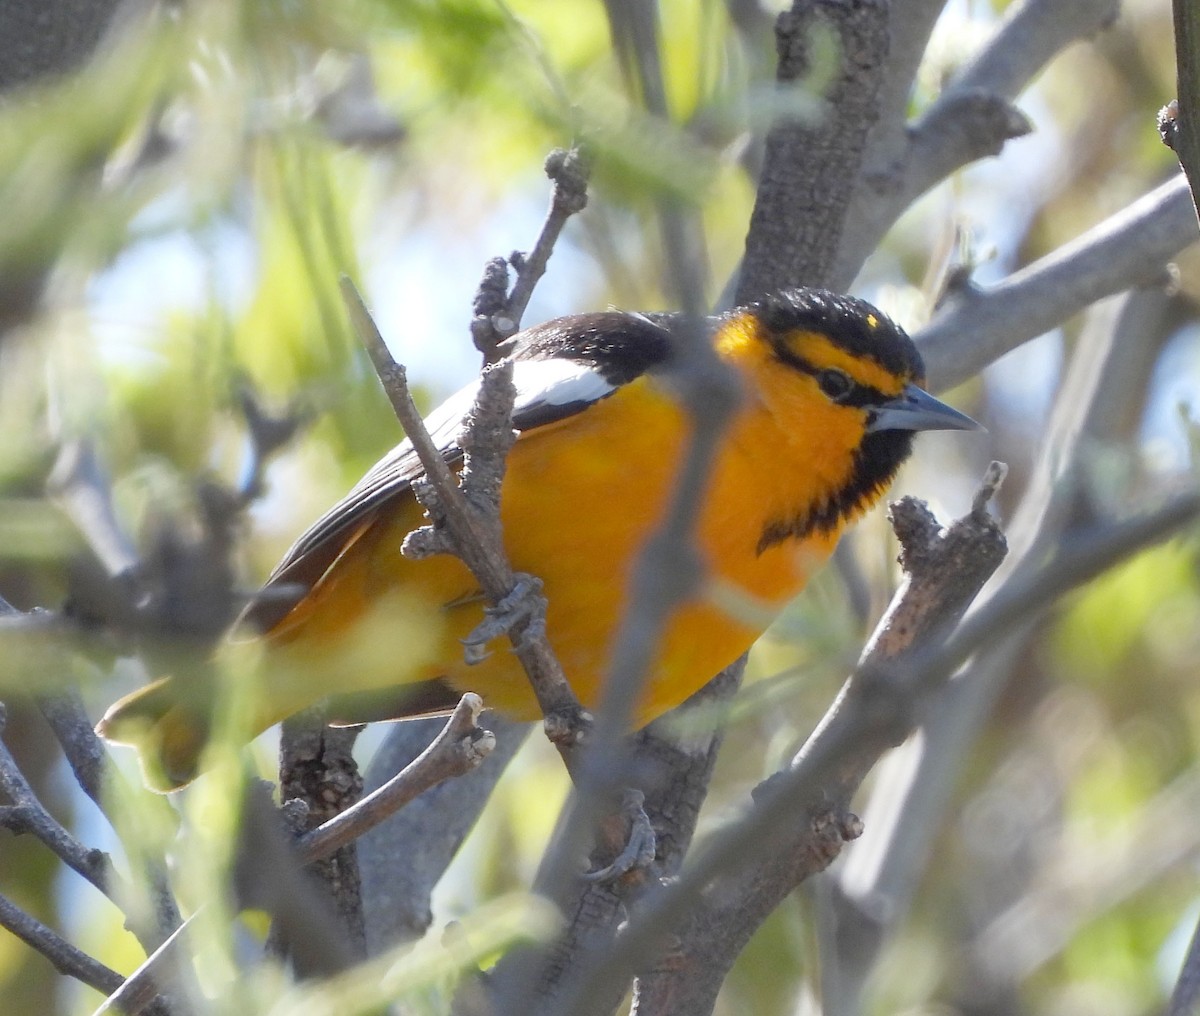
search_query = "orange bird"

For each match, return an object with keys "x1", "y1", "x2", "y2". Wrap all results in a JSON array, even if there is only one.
[{"x1": 98, "y1": 289, "x2": 977, "y2": 789}]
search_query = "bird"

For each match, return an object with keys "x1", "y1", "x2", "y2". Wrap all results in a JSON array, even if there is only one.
[{"x1": 97, "y1": 287, "x2": 979, "y2": 790}]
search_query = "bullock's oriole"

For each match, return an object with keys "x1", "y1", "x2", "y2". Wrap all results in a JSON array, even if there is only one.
[{"x1": 98, "y1": 288, "x2": 978, "y2": 790}]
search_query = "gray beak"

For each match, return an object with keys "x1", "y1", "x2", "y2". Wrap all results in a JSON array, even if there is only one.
[{"x1": 867, "y1": 383, "x2": 982, "y2": 434}]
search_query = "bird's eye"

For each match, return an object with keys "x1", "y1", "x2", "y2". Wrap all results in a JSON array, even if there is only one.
[{"x1": 817, "y1": 369, "x2": 854, "y2": 403}]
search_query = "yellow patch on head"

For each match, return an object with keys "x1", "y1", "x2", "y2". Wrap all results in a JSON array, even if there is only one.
[
  {"x1": 713, "y1": 310, "x2": 762, "y2": 361},
  {"x1": 783, "y1": 332, "x2": 907, "y2": 395},
  {"x1": 866, "y1": 313, "x2": 878, "y2": 329}
]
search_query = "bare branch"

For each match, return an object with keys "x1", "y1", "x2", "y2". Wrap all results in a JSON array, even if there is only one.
[
  {"x1": 0, "y1": 891, "x2": 123, "y2": 997},
  {"x1": 343, "y1": 147, "x2": 589, "y2": 958},
  {"x1": 502, "y1": 149, "x2": 590, "y2": 344},
  {"x1": 484, "y1": 16, "x2": 742, "y2": 1005},
  {"x1": 737, "y1": 0, "x2": 893, "y2": 298},
  {"x1": 297, "y1": 694, "x2": 495, "y2": 863},
  {"x1": 626, "y1": 471, "x2": 1009, "y2": 1016},
  {"x1": 540, "y1": 663, "x2": 745, "y2": 1016},
  {"x1": 1168, "y1": 0, "x2": 1200, "y2": 222},
  {"x1": 825, "y1": 290, "x2": 1167, "y2": 1005},
  {"x1": 0, "y1": 704, "x2": 131, "y2": 905},
  {"x1": 953, "y1": 0, "x2": 1118, "y2": 99},
  {"x1": 93, "y1": 918, "x2": 195, "y2": 1016},
  {"x1": 918, "y1": 174, "x2": 1198, "y2": 392},
  {"x1": 341, "y1": 278, "x2": 584, "y2": 736},
  {"x1": 47, "y1": 439, "x2": 141, "y2": 583},
  {"x1": 233, "y1": 383, "x2": 311, "y2": 504},
  {"x1": 560, "y1": 471, "x2": 1006, "y2": 1016},
  {"x1": 471, "y1": 146, "x2": 591, "y2": 361},
  {"x1": 831, "y1": 0, "x2": 1120, "y2": 288},
  {"x1": 360, "y1": 716, "x2": 530, "y2": 950},
  {"x1": 36, "y1": 691, "x2": 183, "y2": 944}
]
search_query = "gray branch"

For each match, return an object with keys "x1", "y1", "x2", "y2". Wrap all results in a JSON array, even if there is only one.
[
  {"x1": 831, "y1": 0, "x2": 1121, "y2": 288},
  {"x1": 0, "y1": 704, "x2": 132, "y2": 913},
  {"x1": 360, "y1": 716, "x2": 530, "y2": 951},
  {"x1": 918, "y1": 174, "x2": 1199, "y2": 393},
  {"x1": 737, "y1": 0, "x2": 894, "y2": 298}
]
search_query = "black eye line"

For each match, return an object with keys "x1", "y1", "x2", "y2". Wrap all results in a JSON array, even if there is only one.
[{"x1": 770, "y1": 345, "x2": 892, "y2": 409}]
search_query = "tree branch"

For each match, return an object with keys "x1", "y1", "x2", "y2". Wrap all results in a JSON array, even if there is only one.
[
  {"x1": 831, "y1": 0, "x2": 1119, "y2": 288},
  {"x1": 1168, "y1": 0, "x2": 1200, "y2": 222},
  {"x1": 628, "y1": 468, "x2": 1009, "y2": 1016},
  {"x1": 0, "y1": 703, "x2": 131, "y2": 907},
  {"x1": 918, "y1": 174, "x2": 1198, "y2": 392},
  {"x1": 737, "y1": 0, "x2": 893, "y2": 298},
  {"x1": 360, "y1": 716, "x2": 530, "y2": 950},
  {"x1": 0, "y1": 891, "x2": 124, "y2": 997},
  {"x1": 36, "y1": 691, "x2": 182, "y2": 945},
  {"x1": 824, "y1": 288, "x2": 1168, "y2": 1011},
  {"x1": 341, "y1": 279, "x2": 584, "y2": 740},
  {"x1": 524, "y1": 662, "x2": 745, "y2": 1016},
  {"x1": 297, "y1": 694, "x2": 495, "y2": 863},
  {"x1": 275, "y1": 715, "x2": 367, "y2": 964}
]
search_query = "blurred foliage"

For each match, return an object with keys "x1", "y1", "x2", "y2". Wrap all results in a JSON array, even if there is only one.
[{"x1": 0, "y1": 0, "x2": 1198, "y2": 1014}]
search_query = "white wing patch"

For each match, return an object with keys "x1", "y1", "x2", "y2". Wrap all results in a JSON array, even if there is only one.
[
  {"x1": 419, "y1": 358, "x2": 614, "y2": 447},
  {"x1": 512, "y1": 357, "x2": 617, "y2": 418},
  {"x1": 357, "y1": 358, "x2": 616, "y2": 487}
]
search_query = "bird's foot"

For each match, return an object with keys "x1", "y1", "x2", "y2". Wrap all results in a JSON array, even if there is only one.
[
  {"x1": 460, "y1": 573, "x2": 547, "y2": 664},
  {"x1": 583, "y1": 788, "x2": 657, "y2": 884}
]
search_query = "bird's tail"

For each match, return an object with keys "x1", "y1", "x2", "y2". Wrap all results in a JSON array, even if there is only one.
[{"x1": 95, "y1": 678, "x2": 210, "y2": 793}]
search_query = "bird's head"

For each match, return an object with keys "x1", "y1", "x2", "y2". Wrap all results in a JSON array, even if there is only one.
[{"x1": 715, "y1": 288, "x2": 980, "y2": 548}]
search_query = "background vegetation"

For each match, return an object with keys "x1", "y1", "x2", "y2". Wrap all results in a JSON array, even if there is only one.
[{"x1": 1, "y1": 0, "x2": 1199, "y2": 1013}]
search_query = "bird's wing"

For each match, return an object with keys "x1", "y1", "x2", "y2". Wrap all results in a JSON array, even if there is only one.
[{"x1": 240, "y1": 311, "x2": 677, "y2": 633}]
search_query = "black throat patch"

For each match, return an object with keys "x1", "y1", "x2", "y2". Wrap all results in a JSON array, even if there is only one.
[{"x1": 755, "y1": 428, "x2": 915, "y2": 554}]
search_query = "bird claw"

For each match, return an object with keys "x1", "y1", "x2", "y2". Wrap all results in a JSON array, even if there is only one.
[
  {"x1": 583, "y1": 789, "x2": 657, "y2": 884},
  {"x1": 460, "y1": 574, "x2": 546, "y2": 665}
]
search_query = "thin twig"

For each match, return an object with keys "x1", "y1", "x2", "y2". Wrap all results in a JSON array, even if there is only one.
[
  {"x1": 0, "y1": 704, "x2": 130, "y2": 904},
  {"x1": 36, "y1": 691, "x2": 183, "y2": 945},
  {"x1": 360, "y1": 715, "x2": 530, "y2": 948},
  {"x1": 340, "y1": 146, "x2": 588, "y2": 960},
  {"x1": 104, "y1": 700, "x2": 499, "y2": 1011},
  {"x1": 471, "y1": 147, "x2": 591, "y2": 362},
  {"x1": 297, "y1": 694, "x2": 495, "y2": 863},
  {"x1": 503, "y1": 150, "x2": 590, "y2": 338},
  {"x1": 487, "y1": 13, "x2": 739, "y2": 1007},
  {"x1": 0, "y1": 891, "x2": 125, "y2": 998},
  {"x1": 233, "y1": 382, "x2": 311, "y2": 504},
  {"x1": 340, "y1": 278, "x2": 583, "y2": 734},
  {"x1": 93, "y1": 918, "x2": 194, "y2": 1016}
]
